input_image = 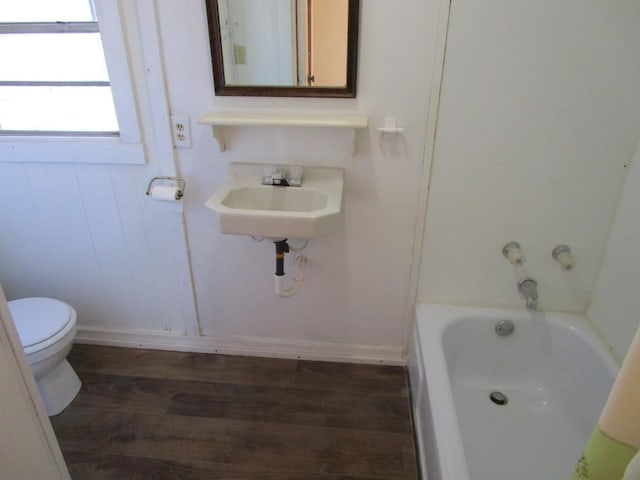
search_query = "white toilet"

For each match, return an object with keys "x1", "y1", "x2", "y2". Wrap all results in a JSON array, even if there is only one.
[{"x1": 8, "y1": 297, "x2": 81, "y2": 416}]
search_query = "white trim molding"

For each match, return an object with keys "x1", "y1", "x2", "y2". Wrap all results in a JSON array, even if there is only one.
[
  {"x1": 95, "y1": 0, "x2": 142, "y2": 145},
  {"x1": 75, "y1": 327, "x2": 406, "y2": 366},
  {"x1": 0, "y1": 137, "x2": 145, "y2": 164},
  {"x1": 0, "y1": 286, "x2": 70, "y2": 480},
  {"x1": 404, "y1": 0, "x2": 453, "y2": 348}
]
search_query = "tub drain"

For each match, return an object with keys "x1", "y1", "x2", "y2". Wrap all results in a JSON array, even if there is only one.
[
  {"x1": 495, "y1": 320, "x2": 515, "y2": 336},
  {"x1": 489, "y1": 391, "x2": 509, "y2": 405}
]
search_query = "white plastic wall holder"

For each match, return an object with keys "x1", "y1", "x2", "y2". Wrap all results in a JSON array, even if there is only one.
[{"x1": 377, "y1": 116, "x2": 404, "y2": 133}]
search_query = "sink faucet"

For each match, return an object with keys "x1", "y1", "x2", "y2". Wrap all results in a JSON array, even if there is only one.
[
  {"x1": 518, "y1": 278, "x2": 538, "y2": 310},
  {"x1": 262, "y1": 165, "x2": 303, "y2": 187}
]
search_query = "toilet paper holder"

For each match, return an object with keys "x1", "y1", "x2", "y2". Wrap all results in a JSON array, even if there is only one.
[{"x1": 146, "y1": 176, "x2": 186, "y2": 200}]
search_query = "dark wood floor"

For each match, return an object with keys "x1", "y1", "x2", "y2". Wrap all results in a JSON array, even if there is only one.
[{"x1": 50, "y1": 344, "x2": 419, "y2": 480}]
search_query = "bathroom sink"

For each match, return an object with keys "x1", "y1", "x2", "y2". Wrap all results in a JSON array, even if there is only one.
[
  {"x1": 206, "y1": 163, "x2": 343, "y2": 239},
  {"x1": 221, "y1": 186, "x2": 328, "y2": 212}
]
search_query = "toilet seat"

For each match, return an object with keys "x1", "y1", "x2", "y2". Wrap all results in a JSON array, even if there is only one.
[{"x1": 8, "y1": 297, "x2": 75, "y2": 354}]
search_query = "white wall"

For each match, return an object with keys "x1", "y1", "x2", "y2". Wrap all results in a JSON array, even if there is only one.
[
  {"x1": 587, "y1": 142, "x2": 640, "y2": 363},
  {"x1": 7, "y1": 0, "x2": 636, "y2": 366},
  {"x1": 0, "y1": 3, "x2": 194, "y2": 338},
  {"x1": 0, "y1": 164, "x2": 190, "y2": 334},
  {"x1": 0, "y1": 0, "x2": 443, "y2": 364},
  {"x1": 418, "y1": 0, "x2": 640, "y2": 312},
  {"x1": 160, "y1": 0, "x2": 441, "y2": 361}
]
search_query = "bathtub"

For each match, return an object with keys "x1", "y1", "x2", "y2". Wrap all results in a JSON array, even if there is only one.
[{"x1": 408, "y1": 304, "x2": 618, "y2": 480}]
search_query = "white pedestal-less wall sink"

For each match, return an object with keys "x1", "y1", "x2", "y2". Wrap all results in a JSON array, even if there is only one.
[{"x1": 206, "y1": 163, "x2": 344, "y2": 239}]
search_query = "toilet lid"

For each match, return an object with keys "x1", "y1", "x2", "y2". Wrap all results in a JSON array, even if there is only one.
[{"x1": 8, "y1": 298, "x2": 72, "y2": 348}]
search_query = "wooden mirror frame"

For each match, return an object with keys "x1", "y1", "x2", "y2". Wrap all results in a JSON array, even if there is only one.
[{"x1": 205, "y1": 0, "x2": 360, "y2": 98}]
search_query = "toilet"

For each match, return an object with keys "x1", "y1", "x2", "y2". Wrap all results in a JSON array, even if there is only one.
[{"x1": 8, "y1": 297, "x2": 81, "y2": 416}]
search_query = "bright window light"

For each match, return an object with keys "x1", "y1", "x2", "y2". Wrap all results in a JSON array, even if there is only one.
[
  {"x1": 1, "y1": 0, "x2": 95, "y2": 22},
  {"x1": 0, "y1": 0, "x2": 119, "y2": 134}
]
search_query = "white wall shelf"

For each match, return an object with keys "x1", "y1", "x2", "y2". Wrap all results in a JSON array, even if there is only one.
[{"x1": 198, "y1": 112, "x2": 369, "y2": 156}]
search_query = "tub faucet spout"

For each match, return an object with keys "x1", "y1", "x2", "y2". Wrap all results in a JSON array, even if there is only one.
[{"x1": 518, "y1": 278, "x2": 538, "y2": 310}]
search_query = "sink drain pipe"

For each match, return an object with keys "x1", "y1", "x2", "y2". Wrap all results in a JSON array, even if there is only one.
[{"x1": 274, "y1": 239, "x2": 306, "y2": 297}]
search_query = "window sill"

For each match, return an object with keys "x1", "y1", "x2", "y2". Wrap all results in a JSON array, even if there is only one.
[{"x1": 0, "y1": 135, "x2": 145, "y2": 165}]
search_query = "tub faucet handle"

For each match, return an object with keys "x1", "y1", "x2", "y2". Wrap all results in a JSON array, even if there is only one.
[
  {"x1": 552, "y1": 244, "x2": 576, "y2": 271},
  {"x1": 502, "y1": 241, "x2": 525, "y2": 266}
]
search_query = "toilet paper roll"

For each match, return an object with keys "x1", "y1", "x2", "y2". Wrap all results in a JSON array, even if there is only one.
[{"x1": 149, "y1": 185, "x2": 183, "y2": 201}]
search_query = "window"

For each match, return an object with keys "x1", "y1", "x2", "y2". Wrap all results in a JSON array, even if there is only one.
[
  {"x1": 0, "y1": 0, "x2": 118, "y2": 134},
  {"x1": 0, "y1": 0, "x2": 144, "y2": 164}
]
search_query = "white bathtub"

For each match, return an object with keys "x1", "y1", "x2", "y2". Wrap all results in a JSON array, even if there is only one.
[{"x1": 408, "y1": 304, "x2": 618, "y2": 480}]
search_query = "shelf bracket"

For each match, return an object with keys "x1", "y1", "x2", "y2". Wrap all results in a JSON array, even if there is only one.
[
  {"x1": 351, "y1": 128, "x2": 357, "y2": 156},
  {"x1": 211, "y1": 125, "x2": 226, "y2": 152}
]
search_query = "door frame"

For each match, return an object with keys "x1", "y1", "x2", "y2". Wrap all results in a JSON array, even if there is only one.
[{"x1": 0, "y1": 285, "x2": 71, "y2": 479}]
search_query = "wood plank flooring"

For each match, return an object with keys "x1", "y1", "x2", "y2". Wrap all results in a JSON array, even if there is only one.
[{"x1": 50, "y1": 345, "x2": 419, "y2": 480}]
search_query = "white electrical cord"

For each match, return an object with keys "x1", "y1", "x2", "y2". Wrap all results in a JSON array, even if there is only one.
[
  {"x1": 288, "y1": 239, "x2": 308, "y2": 252},
  {"x1": 275, "y1": 254, "x2": 306, "y2": 297}
]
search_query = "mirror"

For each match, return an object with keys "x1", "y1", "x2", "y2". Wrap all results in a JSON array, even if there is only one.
[{"x1": 205, "y1": 0, "x2": 360, "y2": 97}]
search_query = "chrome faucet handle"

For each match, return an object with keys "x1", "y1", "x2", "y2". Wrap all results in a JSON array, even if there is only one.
[
  {"x1": 286, "y1": 166, "x2": 303, "y2": 187},
  {"x1": 517, "y1": 277, "x2": 538, "y2": 310},
  {"x1": 271, "y1": 171, "x2": 284, "y2": 185},
  {"x1": 262, "y1": 165, "x2": 277, "y2": 185},
  {"x1": 262, "y1": 165, "x2": 303, "y2": 187}
]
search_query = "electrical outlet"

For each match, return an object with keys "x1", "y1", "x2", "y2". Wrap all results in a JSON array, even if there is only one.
[
  {"x1": 170, "y1": 115, "x2": 192, "y2": 148},
  {"x1": 233, "y1": 44, "x2": 246, "y2": 65}
]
